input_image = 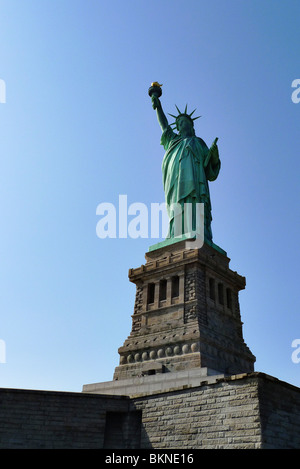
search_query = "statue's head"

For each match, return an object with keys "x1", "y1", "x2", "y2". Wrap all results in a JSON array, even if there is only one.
[
  {"x1": 169, "y1": 105, "x2": 201, "y2": 136},
  {"x1": 176, "y1": 115, "x2": 195, "y2": 136}
]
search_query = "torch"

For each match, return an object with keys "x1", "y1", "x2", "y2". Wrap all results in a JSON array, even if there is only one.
[{"x1": 148, "y1": 82, "x2": 163, "y2": 109}]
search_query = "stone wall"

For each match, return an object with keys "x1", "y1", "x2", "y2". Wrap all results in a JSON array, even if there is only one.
[
  {"x1": 0, "y1": 373, "x2": 299, "y2": 449},
  {"x1": 132, "y1": 374, "x2": 262, "y2": 449},
  {"x1": 130, "y1": 373, "x2": 300, "y2": 449},
  {"x1": 258, "y1": 374, "x2": 300, "y2": 448},
  {"x1": 0, "y1": 387, "x2": 140, "y2": 449}
]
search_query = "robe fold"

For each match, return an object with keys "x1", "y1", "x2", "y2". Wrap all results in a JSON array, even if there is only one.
[{"x1": 161, "y1": 126, "x2": 220, "y2": 241}]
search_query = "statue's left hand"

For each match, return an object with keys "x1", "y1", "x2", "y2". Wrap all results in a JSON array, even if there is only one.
[{"x1": 209, "y1": 139, "x2": 219, "y2": 164}]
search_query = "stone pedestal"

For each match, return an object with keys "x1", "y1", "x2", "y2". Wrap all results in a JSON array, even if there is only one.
[{"x1": 112, "y1": 240, "x2": 255, "y2": 381}]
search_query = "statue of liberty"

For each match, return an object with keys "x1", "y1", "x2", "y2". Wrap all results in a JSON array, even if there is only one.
[{"x1": 149, "y1": 83, "x2": 220, "y2": 243}]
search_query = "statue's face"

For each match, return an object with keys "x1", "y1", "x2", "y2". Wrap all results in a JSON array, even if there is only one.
[{"x1": 177, "y1": 116, "x2": 194, "y2": 136}]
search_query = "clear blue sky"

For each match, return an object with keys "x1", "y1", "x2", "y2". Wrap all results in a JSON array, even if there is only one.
[{"x1": 0, "y1": 0, "x2": 300, "y2": 392}]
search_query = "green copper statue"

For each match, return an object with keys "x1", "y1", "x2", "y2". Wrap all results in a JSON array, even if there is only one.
[{"x1": 149, "y1": 83, "x2": 220, "y2": 243}]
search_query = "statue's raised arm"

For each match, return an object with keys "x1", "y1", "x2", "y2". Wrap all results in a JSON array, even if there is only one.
[{"x1": 148, "y1": 83, "x2": 168, "y2": 133}]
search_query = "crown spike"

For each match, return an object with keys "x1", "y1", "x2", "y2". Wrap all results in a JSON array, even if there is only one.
[
  {"x1": 184, "y1": 104, "x2": 188, "y2": 114},
  {"x1": 175, "y1": 104, "x2": 182, "y2": 115},
  {"x1": 189, "y1": 108, "x2": 197, "y2": 117}
]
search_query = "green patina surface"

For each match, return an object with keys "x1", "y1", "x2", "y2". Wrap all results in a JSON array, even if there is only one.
[
  {"x1": 148, "y1": 235, "x2": 227, "y2": 256},
  {"x1": 149, "y1": 84, "x2": 222, "y2": 252}
]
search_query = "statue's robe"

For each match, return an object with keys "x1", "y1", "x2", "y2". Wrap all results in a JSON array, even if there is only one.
[{"x1": 161, "y1": 126, "x2": 220, "y2": 241}]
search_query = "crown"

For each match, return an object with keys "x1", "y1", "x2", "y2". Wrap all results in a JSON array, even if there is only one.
[{"x1": 168, "y1": 104, "x2": 201, "y2": 128}]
